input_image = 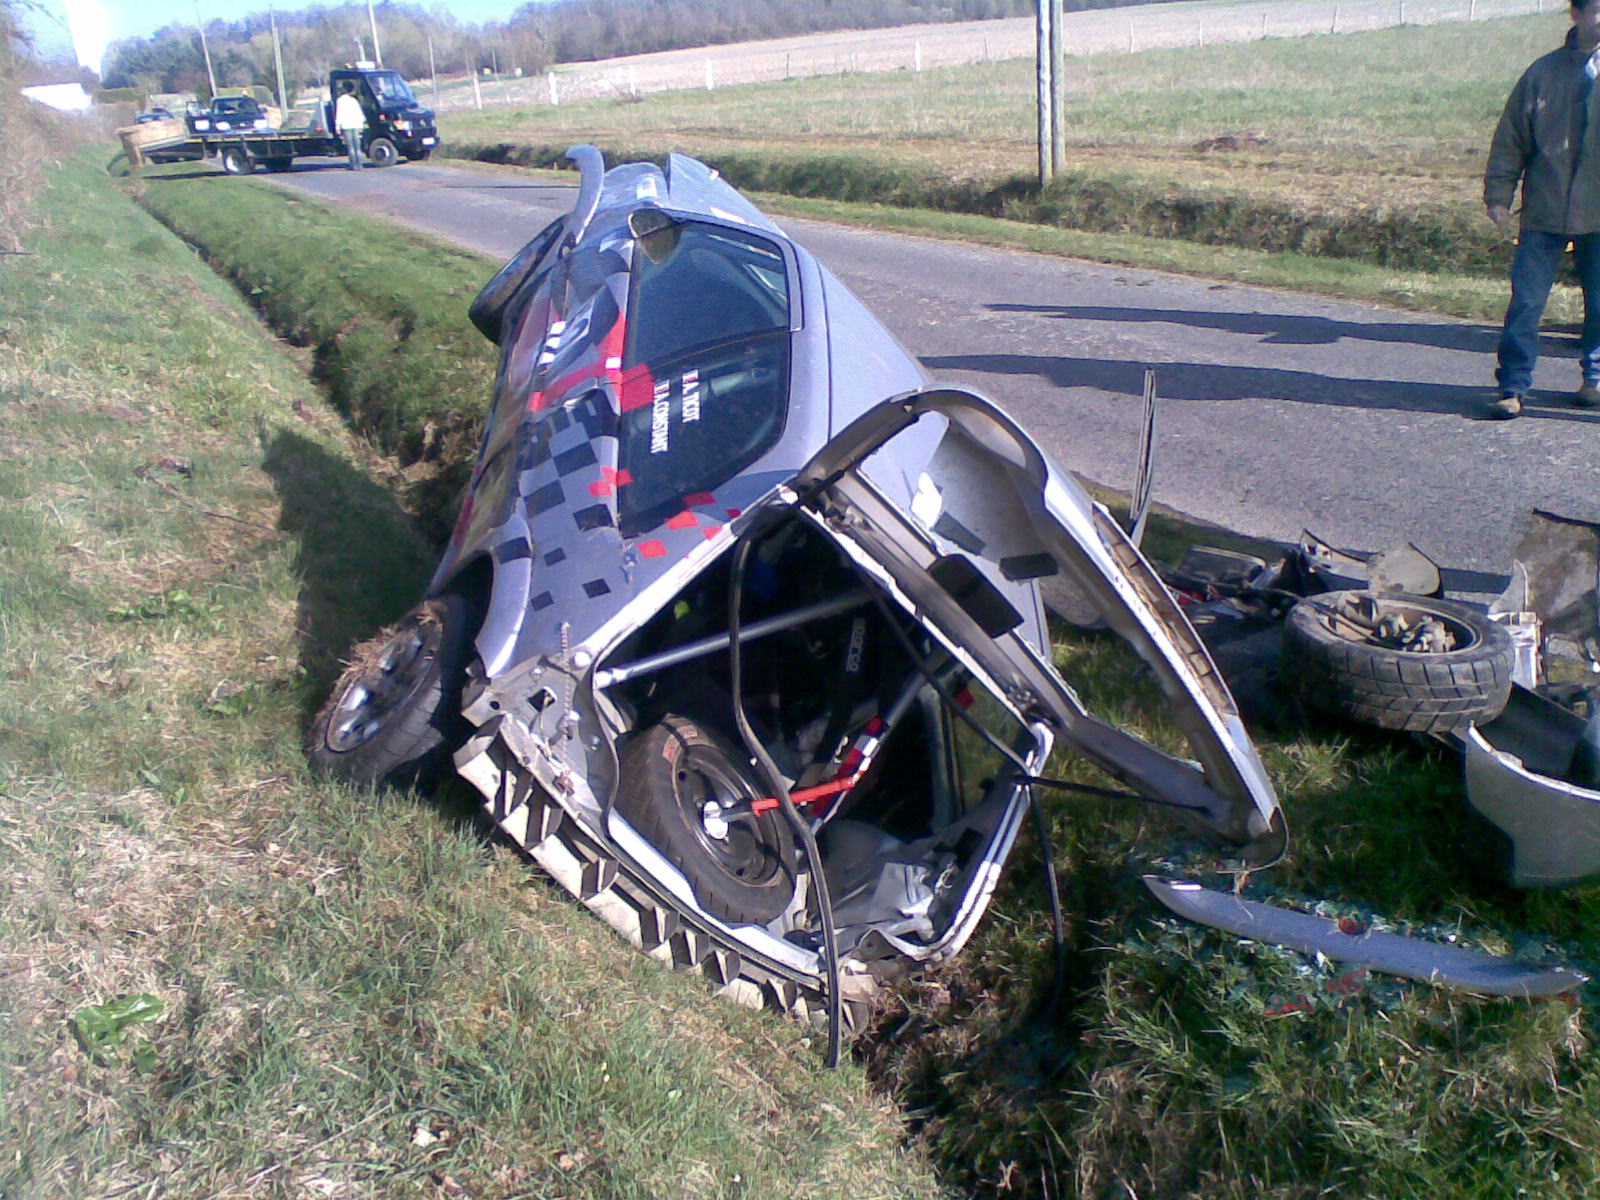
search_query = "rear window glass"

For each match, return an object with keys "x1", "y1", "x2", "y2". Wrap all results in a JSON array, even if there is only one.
[{"x1": 619, "y1": 222, "x2": 792, "y2": 534}]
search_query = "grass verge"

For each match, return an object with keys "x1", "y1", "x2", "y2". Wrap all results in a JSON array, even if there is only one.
[
  {"x1": 0, "y1": 151, "x2": 938, "y2": 1200},
  {"x1": 132, "y1": 162, "x2": 501, "y2": 540},
  {"x1": 440, "y1": 12, "x2": 1593, "y2": 323},
  {"x1": 117, "y1": 158, "x2": 1600, "y2": 1200}
]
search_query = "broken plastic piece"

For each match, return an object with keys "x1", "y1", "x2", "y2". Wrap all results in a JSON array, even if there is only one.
[{"x1": 1144, "y1": 875, "x2": 1587, "y2": 997}]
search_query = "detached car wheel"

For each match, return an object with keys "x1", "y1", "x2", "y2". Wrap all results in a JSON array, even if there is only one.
[
  {"x1": 309, "y1": 595, "x2": 474, "y2": 787},
  {"x1": 1285, "y1": 589, "x2": 1513, "y2": 734},
  {"x1": 615, "y1": 716, "x2": 797, "y2": 925},
  {"x1": 366, "y1": 136, "x2": 399, "y2": 167}
]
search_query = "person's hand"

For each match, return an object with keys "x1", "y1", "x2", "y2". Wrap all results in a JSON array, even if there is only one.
[{"x1": 1487, "y1": 204, "x2": 1513, "y2": 227}]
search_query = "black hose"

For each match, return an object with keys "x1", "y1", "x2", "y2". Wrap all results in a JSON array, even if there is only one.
[
  {"x1": 1028, "y1": 785, "x2": 1069, "y2": 1015},
  {"x1": 728, "y1": 536, "x2": 844, "y2": 1068}
]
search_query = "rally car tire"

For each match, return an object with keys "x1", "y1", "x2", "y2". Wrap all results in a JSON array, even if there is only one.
[
  {"x1": 1284, "y1": 589, "x2": 1514, "y2": 734},
  {"x1": 309, "y1": 594, "x2": 475, "y2": 788},
  {"x1": 614, "y1": 716, "x2": 798, "y2": 925}
]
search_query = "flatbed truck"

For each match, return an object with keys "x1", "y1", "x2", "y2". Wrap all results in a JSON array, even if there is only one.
[{"x1": 140, "y1": 66, "x2": 438, "y2": 173}]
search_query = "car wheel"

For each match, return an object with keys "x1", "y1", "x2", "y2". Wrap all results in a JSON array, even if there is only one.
[
  {"x1": 614, "y1": 716, "x2": 797, "y2": 925},
  {"x1": 1285, "y1": 589, "x2": 1514, "y2": 734},
  {"x1": 219, "y1": 146, "x2": 252, "y2": 175},
  {"x1": 309, "y1": 595, "x2": 476, "y2": 787},
  {"x1": 366, "y1": 136, "x2": 399, "y2": 167}
]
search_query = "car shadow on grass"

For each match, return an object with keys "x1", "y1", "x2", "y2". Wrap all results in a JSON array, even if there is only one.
[{"x1": 260, "y1": 428, "x2": 437, "y2": 719}]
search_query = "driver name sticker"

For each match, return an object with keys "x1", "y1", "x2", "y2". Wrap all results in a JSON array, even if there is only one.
[
  {"x1": 682, "y1": 370, "x2": 701, "y2": 423},
  {"x1": 650, "y1": 378, "x2": 672, "y2": 454}
]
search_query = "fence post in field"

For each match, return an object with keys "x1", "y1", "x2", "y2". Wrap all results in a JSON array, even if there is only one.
[
  {"x1": 914, "y1": 40, "x2": 922, "y2": 71},
  {"x1": 1332, "y1": 5, "x2": 1340, "y2": 34},
  {"x1": 705, "y1": 59, "x2": 714, "y2": 90},
  {"x1": 548, "y1": 73, "x2": 558, "y2": 105},
  {"x1": 628, "y1": 65, "x2": 637, "y2": 97}
]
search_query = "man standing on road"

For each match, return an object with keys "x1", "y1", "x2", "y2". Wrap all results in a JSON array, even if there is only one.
[
  {"x1": 335, "y1": 81, "x2": 364, "y2": 171},
  {"x1": 1484, "y1": 0, "x2": 1600, "y2": 419}
]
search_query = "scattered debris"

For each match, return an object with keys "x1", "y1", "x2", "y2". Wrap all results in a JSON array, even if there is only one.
[{"x1": 71, "y1": 992, "x2": 163, "y2": 1069}]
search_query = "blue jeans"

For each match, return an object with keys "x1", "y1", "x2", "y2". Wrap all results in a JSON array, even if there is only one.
[
  {"x1": 1496, "y1": 230, "x2": 1600, "y2": 395},
  {"x1": 342, "y1": 128, "x2": 362, "y2": 169}
]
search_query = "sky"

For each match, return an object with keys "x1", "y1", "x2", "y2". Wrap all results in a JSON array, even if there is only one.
[{"x1": 24, "y1": 0, "x2": 533, "y2": 73}]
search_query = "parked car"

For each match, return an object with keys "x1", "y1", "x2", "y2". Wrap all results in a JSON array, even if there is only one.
[
  {"x1": 309, "y1": 146, "x2": 1286, "y2": 1043},
  {"x1": 136, "y1": 106, "x2": 174, "y2": 123},
  {"x1": 189, "y1": 95, "x2": 269, "y2": 133}
]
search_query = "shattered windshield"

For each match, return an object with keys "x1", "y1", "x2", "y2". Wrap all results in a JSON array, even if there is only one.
[{"x1": 618, "y1": 222, "x2": 792, "y2": 534}]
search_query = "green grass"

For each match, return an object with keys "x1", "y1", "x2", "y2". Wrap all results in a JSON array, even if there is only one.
[
  {"x1": 132, "y1": 166, "x2": 499, "y2": 540},
  {"x1": 0, "y1": 152, "x2": 938, "y2": 1200},
  {"x1": 440, "y1": 12, "x2": 1566, "y2": 284}
]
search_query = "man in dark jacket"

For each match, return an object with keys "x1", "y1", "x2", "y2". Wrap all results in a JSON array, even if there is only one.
[{"x1": 1483, "y1": 0, "x2": 1600, "y2": 418}]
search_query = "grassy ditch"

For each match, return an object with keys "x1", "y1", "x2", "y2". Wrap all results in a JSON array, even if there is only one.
[
  {"x1": 0, "y1": 152, "x2": 939, "y2": 1200},
  {"x1": 120, "y1": 162, "x2": 1600, "y2": 1198},
  {"x1": 133, "y1": 164, "x2": 500, "y2": 540},
  {"x1": 442, "y1": 14, "x2": 1553, "y2": 282}
]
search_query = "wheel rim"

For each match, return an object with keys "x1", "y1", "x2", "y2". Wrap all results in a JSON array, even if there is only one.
[
  {"x1": 673, "y1": 747, "x2": 788, "y2": 891},
  {"x1": 1312, "y1": 595, "x2": 1479, "y2": 654},
  {"x1": 324, "y1": 613, "x2": 441, "y2": 751}
]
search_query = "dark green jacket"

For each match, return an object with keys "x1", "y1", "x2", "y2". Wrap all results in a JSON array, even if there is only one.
[{"x1": 1485, "y1": 29, "x2": 1600, "y2": 235}]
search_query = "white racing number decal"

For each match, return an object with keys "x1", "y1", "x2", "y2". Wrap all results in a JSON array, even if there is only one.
[
  {"x1": 682, "y1": 369, "x2": 701, "y2": 423},
  {"x1": 650, "y1": 378, "x2": 672, "y2": 454}
]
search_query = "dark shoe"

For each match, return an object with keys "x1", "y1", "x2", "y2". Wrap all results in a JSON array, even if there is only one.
[
  {"x1": 1575, "y1": 382, "x2": 1600, "y2": 408},
  {"x1": 1487, "y1": 392, "x2": 1523, "y2": 420}
]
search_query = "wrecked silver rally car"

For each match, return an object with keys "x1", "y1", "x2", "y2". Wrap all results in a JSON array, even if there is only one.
[{"x1": 310, "y1": 146, "x2": 1285, "y2": 1037}]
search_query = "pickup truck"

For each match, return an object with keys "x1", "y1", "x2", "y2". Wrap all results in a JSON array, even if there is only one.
[{"x1": 142, "y1": 66, "x2": 438, "y2": 173}]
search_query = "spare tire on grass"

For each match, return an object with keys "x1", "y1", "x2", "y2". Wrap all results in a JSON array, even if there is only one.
[{"x1": 1285, "y1": 589, "x2": 1514, "y2": 735}]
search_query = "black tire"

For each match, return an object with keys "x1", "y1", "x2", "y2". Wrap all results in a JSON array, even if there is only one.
[
  {"x1": 260, "y1": 155, "x2": 293, "y2": 172},
  {"x1": 365, "y1": 136, "x2": 398, "y2": 167},
  {"x1": 614, "y1": 716, "x2": 797, "y2": 925},
  {"x1": 309, "y1": 595, "x2": 475, "y2": 787},
  {"x1": 1285, "y1": 589, "x2": 1513, "y2": 734},
  {"x1": 218, "y1": 145, "x2": 252, "y2": 175}
]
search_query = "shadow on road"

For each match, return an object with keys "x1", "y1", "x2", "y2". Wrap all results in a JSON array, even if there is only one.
[
  {"x1": 989, "y1": 301, "x2": 1507, "y2": 355},
  {"x1": 922, "y1": 349, "x2": 1600, "y2": 423}
]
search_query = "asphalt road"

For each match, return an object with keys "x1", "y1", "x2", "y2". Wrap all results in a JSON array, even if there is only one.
[{"x1": 264, "y1": 160, "x2": 1600, "y2": 591}]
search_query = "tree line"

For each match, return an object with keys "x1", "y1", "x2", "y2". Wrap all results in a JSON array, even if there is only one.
[{"x1": 101, "y1": 0, "x2": 1164, "y2": 101}]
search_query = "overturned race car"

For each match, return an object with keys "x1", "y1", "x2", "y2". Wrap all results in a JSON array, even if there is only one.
[{"x1": 309, "y1": 146, "x2": 1288, "y2": 1051}]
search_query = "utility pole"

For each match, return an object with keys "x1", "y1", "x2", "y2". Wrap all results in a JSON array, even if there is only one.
[
  {"x1": 1035, "y1": 0, "x2": 1057, "y2": 184},
  {"x1": 195, "y1": 3, "x2": 217, "y2": 97},
  {"x1": 1049, "y1": 0, "x2": 1065, "y2": 177},
  {"x1": 428, "y1": 35, "x2": 440, "y2": 107},
  {"x1": 366, "y1": 0, "x2": 383, "y2": 66},
  {"x1": 270, "y1": 8, "x2": 288, "y2": 112}
]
